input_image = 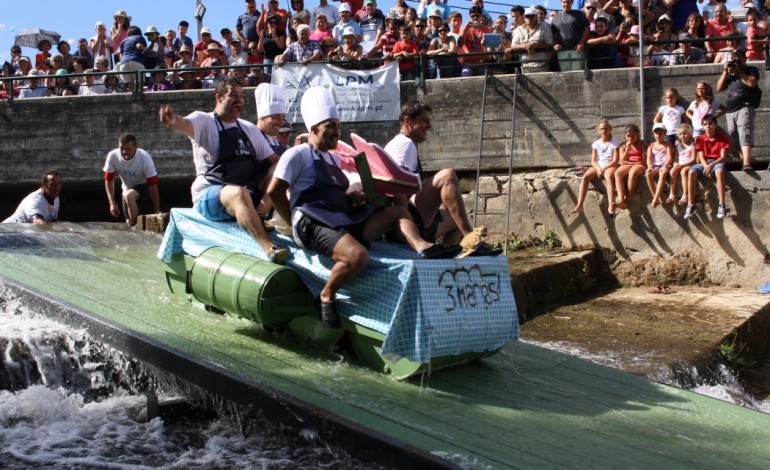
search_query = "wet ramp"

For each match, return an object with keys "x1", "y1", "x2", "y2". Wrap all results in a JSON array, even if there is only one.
[{"x1": 1, "y1": 224, "x2": 770, "y2": 469}]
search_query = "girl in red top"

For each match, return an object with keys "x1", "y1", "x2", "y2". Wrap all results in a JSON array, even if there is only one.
[
  {"x1": 614, "y1": 123, "x2": 648, "y2": 210},
  {"x1": 746, "y1": 10, "x2": 769, "y2": 61}
]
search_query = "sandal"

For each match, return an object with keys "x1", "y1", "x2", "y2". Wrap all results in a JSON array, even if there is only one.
[
  {"x1": 267, "y1": 246, "x2": 289, "y2": 265},
  {"x1": 465, "y1": 242, "x2": 503, "y2": 257},
  {"x1": 743, "y1": 165, "x2": 753, "y2": 172},
  {"x1": 678, "y1": 196, "x2": 688, "y2": 206},
  {"x1": 665, "y1": 195, "x2": 675, "y2": 204}
]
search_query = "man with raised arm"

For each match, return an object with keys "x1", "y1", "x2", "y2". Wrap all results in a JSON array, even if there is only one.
[
  {"x1": 267, "y1": 87, "x2": 460, "y2": 328},
  {"x1": 159, "y1": 77, "x2": 289, "y2": 264},
  {"x1": 3, "y1": 170, "x2": 63, "y2": 224},
  {"x1": 103, "y1": 133, "x2": 161, "y2": 226},
  {"x1": 384, "y1": 101, "x2": 502, "y2": 256}
]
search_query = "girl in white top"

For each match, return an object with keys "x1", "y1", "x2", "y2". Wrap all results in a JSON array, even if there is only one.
[
  {"x1": 646, "y1": 123, "x2": 673, "y2": 207},
  {"x1": 571, "y1": 119, "x2": 620, "y2": 215},
  {"x1": 685, "y1": 81, "x2": 725, "y2": 137},
  {"x1": 668, "y1": 123, "x2": 696, "y2": 206},
  {"x1": 653, "y1": 87, "x2": 685, "y2": 144}
]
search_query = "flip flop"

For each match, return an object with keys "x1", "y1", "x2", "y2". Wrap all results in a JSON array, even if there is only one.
[
  {"x1": 743, "y1": 165, "x2": 753, "y2": 172},
  {"x1": 678, "y1": 196, "x2": 688, "y2": 206},
  {"x1": 666, "y1": 195, "x2": 675, "y2": 204}
]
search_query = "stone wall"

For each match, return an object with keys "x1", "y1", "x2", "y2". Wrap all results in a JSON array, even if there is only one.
[{"x1": 1, "y1": 64, "x2": 768, "y2": 286}]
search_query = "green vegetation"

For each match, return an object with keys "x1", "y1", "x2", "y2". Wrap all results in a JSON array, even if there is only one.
[
  {"x1": 719, "y1": 336, "x2": 755, "y2": 373},
  {"x1": 505, "y1": 231, "x2": 563, "y2": 253}
]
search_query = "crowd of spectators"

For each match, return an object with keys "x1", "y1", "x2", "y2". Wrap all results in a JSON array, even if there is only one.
[{"x1": 1, "y1": 0, "x2": 768, "y2": 98}]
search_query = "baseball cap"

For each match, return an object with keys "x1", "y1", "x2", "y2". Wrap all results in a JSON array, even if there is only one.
[
  {"x1": 201, "y1": 27, "x2": 211, "y2": 35},
  {"x1": 652, "y1": 123, "x2": 666, "y2": 133},
  {"x1": 364, "y1": 0, "x2": 376, "y2": 5},
  {"x1": 279, "y1": 122, "x2": 294, "y2": 133},
  {"x1": 469, "y1": 6, "x2": 484, "y2": 15},
  {"x1": 342, "y1": 26, "x2": 356, "y2": 37},
  {"x1": 658, "y1": 14, "x2": 672, "y2": 22},
  {"x1": 339, "y1": 3, "x2": 351, "y2": 12},
  {"x1": 524, "y1": 6, "x2": 538, "y2": 16}
]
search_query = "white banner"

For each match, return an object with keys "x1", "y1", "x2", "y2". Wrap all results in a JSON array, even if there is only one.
[{"x1": 271, "y1": 62, "x2": 401, "y2": 125}]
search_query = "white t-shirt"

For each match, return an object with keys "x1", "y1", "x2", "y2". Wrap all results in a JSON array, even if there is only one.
[
  {"x1": 384, "y1": 133, "x2": 420, "y2": 177},
  {"x1": 658, "y1": 105, "x2": 685, "y2": 135},
  {"x1": 274, "y1": 144, "x2": 346, "y2": 244},
  {"x1": 103, "y1": 148, "x2": 158, "y2": 193},
  {"x1": 686, "y1": 100, "x2": 721, "y2": 133},
  {"x1": 592, "y1": 138, "x2": 619, "y2": 167},
  {"x1": 3, "y1": 189, "x2": 59, "y2": 223},
  {"x1": 185, "y1": 111, "x2": 274, "y2": 201},
  {"x1": 311, "y1": 4, "x2": 340, "y2": 28},
  {"x1": 676, "y1": 142, "x2": 694, "y2": 165}
]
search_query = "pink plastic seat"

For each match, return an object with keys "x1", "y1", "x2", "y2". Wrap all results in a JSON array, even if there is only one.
[{"x1": 349, "y1": 133, "x2": 421, "y2": 197}]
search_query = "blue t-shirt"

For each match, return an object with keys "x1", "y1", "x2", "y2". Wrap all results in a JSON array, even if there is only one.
[{"x1": 120, "y1": 35, "x2": 147, "y2": 64}]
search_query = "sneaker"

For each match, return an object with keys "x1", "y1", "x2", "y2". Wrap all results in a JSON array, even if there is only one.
[
  {"x1": 716, "y1": 204, "x2": 726, "y2": 219},
  {"x1": 683, "y1": 205, "x2": 695, "y2": 219},
  {"x1": 315, "y1": 297, "x2": 342, "y2": 329}
]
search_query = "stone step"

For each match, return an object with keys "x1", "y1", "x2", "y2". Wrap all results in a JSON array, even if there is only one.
[{"x1": 508, "y1": 249, "x2": 616, "y2": 320}]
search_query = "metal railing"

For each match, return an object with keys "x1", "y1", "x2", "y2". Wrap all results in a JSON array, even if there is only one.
[{"x1": 3, "y1": 35, "x2": 767, "y2": 102}]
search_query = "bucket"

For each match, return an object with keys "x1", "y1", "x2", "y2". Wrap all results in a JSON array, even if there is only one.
[{"x1": 188, "y1": 246, "x2": 313, "y2": 326}]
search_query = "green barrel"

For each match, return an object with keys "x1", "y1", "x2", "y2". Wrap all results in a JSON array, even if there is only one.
[{"x1": 188, "y1": 247, "x2": 314, "y2": 326}]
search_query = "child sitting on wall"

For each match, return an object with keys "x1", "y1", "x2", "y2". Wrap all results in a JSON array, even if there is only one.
[{"x1": 684, "y1": 114, "x2": 730, "y2": 220}]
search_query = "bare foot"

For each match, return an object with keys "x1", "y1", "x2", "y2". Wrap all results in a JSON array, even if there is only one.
[
  {"x1": 617, "y1": 200, "x2": 627, "y2": 210},
  {"x1": 652, "y1": 198, "x2": 660, "y2": 208},
  {"x1": 571, "y1": 206, "x2": 583, "y2": 214}
]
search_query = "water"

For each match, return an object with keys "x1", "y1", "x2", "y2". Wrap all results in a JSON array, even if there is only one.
[
  {"x1": 525, "y1": 339, "x2": 770, "y2": 414},
  {"x1": 0, "y1": 305, "x2": 385, "y2": 470}
]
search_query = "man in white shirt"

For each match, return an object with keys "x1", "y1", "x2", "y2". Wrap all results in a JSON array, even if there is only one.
[
  {"x1": 103, "y1": 133, "x2": 161, "y2": 226},
  {"x1": 159, "y1": 77, "x2": 288, "y2": 264},
  {"x1": 3, "y1": 170, "x2": 62, "y2": 224},
  {"x1": 384, "y1": 101, "x2": 501, "y2": 256},
  {"x1": 311, "y1": 0, "x2": 340, "y2": 29}
]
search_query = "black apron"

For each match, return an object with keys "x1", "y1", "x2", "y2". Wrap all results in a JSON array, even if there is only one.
[
  {"x1": 292, "y1": 145, "x2": 378, "y2": 229},
  {"x1": 261, "y1": 129, "x2": 286, "y2": 157},
  {"x1": 205, "y1": 117, "x2": 271, "y2": 208}
]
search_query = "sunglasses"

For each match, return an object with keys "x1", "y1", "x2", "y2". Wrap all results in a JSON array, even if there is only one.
[
  {"x1": 586, "y1": 6, "x2": 596, "y2": 10},
  {"x1": 180, "y1": 51, "x2": 191, "y2": 55},
  {"x1": 415, "y1": 24, "x2": 426, "y2": 28},
  {"x1": 269, "y1": 21, "x2": 279, "y2": 25}
]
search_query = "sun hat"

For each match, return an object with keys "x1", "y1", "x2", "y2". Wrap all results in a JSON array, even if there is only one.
[
  {"x1": 278, "y1": 122, "x2": 294, "y2": 133},
  {"x1": 114, "y1": 10, "x2": 131, "y2": 20},
  {"x1": 145, "y1": 26, "x2": 159, "y2": 35},
  {"x1": 206, "y1": 43, "x2": 221, "y2": 51}
]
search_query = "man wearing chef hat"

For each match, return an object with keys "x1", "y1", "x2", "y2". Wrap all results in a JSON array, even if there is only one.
[
  {"x1": 267, "y1": 87, "x2": 460, "y2": 328},
  {"x1": 254, "y1": 83, "x2": 288, "y2": 157}
]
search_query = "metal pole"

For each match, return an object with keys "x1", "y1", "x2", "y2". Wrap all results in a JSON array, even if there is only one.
[
  {"x1": 638, "y1": 4, "x2": 646, "y2": 137},
  {"x1": 504, "y1": 68, "x2": 520, "y2": 256},
  {"x1": 197, "y1": 0, "x2": 204, "y2": 41},
  {"x1": 472, "y1": 67, "x2": 490, "y2": 227}
]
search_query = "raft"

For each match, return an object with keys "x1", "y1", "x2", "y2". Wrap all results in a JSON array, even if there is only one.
[{"x1": 158, "y1": 208, "x2": 519, "y2": 379}]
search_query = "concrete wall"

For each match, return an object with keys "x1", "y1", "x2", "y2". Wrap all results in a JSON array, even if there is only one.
[{"x1": 1, "y1": 64, "x2": 768, "y2": 286}]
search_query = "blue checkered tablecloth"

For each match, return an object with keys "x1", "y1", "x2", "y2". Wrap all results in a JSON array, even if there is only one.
[{"x1": 158, "y1": 208, "x2": 518, "y2": 362}]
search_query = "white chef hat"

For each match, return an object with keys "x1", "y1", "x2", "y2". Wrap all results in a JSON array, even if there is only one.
[
  {"x1": 301, "y1": 86, "x2": 338, "y2": 132},
  {"x1": 255, "y1": 83, "x2": 287, "y2": 119}
]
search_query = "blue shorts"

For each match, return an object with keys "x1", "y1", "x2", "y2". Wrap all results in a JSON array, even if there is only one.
[
  {"x1": 691, "y1": 162, "x2": 726, "y2": 176},
  {"x1": 194, "y1": 185, "x2": 232, "y2": 221}
]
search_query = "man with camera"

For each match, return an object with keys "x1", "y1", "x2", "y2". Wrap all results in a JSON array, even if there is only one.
[{"x1": 716, "y1": 47, "x2": 762, "y2": 171}]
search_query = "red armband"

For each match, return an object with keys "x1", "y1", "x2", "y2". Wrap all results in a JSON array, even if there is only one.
[
  {"x1": 104, "y1": 171, "x2": 116, "y2": 181},
  {"x1": 146, "y1": 175, "x2": 159, "y2": 186}
]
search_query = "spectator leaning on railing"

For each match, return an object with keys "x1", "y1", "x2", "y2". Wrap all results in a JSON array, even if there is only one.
[{"x1": 506, "y1": 6, "x2": 554, "y2": 74}]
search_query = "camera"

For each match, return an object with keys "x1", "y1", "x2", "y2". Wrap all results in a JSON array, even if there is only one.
[
  {"x1": 622, "y1": 22, "x2": 632, "y2": 30},
  {"x1": 727, "y1": 60, "x2": 736, "y2": 68}
]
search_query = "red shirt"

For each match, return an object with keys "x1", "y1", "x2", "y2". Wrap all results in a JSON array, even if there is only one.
[
  {"x1": 392, "y1": 40, "x2": 419, "y2": 71},
  {"x1": 695, "y1": 132, "x2": 729, "y2": 161},
  {"x1": 704, "y1": 19, "x2": 731, "y2": 52}
]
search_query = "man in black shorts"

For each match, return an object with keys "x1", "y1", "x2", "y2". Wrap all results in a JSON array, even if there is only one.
[{"x1": 267, "y1": 87, "x2": 460, "y2": 328}]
